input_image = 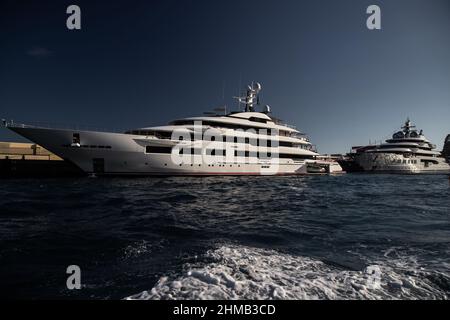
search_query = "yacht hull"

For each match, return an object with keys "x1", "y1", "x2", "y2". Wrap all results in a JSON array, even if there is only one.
[{"x1": 8, "y1": 126, "x2": 316, "y2": 176}]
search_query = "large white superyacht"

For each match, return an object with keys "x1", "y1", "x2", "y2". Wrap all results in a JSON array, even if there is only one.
[
  {"x1": 351, "y1": 119, "x2": 450, "y2": 174},
  {"x1": 3, "y1": 83, "x2": 343, "y2": 176}
]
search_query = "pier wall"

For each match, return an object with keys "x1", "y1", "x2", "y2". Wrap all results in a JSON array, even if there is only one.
[
  {"x1": 0, "y1": 142, "x2": 62, "y2": 160},
  {"x1": 0, "y1": 142, "x2": 84, "y2": 177}
]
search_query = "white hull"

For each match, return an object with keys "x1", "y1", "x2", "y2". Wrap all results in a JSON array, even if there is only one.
[
  {"x1": 6, "y1": 82, "x2": 345, "y2": 176},
  {"x1": 354, "y1": 152, "x2": 450, "y2": 174},
  {"x1": 10, "y1": 127, "x2": 321, "y2": 176}
]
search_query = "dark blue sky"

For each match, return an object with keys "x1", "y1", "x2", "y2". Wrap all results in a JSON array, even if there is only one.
[{"x1": 1, "y1": 0, "x2": 449, "y2": 153}]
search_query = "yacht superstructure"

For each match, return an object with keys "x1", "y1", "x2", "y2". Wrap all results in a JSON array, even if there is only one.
[
  {"x1": 351, "y1": 119, "x2": 450, "y2": 174},
  {"x1": 4, "y1": 83, "x2": 343, "y2": 176}
]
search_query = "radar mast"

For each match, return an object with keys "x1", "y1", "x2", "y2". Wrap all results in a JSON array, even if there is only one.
[{"x1": 234, "y1": 82, "x2": 262, "y2": 112}]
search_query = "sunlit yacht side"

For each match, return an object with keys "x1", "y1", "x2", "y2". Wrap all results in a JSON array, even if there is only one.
[
  {"x1": 4, "y1": 83, "x2": 343, "y2": 176},
  {"x1": 351, "y1": 119, "x2": 450, "y2": 174}
]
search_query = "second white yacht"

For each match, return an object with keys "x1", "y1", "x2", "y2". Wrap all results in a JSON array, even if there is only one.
[{"x1": 351, "y1": 119, "x2": 450, "y2": 174}]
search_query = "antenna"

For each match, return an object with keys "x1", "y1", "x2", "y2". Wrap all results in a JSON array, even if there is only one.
[
  {"x1": 233, "y1": 82, "x2": 262, "y2": 112},
  {"x1": 238, "y1": 74, "x2": 242, "y2": 111},
  {"x1": 222, "y1": 80, "x2": 226, "y2": 101}
]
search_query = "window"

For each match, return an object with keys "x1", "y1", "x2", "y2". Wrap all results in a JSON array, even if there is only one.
[
  {"x1": 207, "y1": 149, "x2": 225, "y2": 157},
  {"x1": 258, "y1": 152, "x2": 273, "y2": 159},
  {"x1": 72, "y1": 133, "x2": 80, "y2": 145},
  {"x1": 180, "y1": 148, "x2": 202, "y2": 155},
  {"x1": 279, "y1": 141, "x2": 293, "y2": 147},
  {"x1": 279, "y1": 154, "x2": 314, "y2": 160},
  {"x1": 155, "y1": 131, "x2": 172, "y2": 139},
  {"x1": 145, "y1": 146, "x2": 172, "y2": 154},
  {"x1": 174, "y1": 131, "x2": 194, "y2": 141},
  {"x1": 239, "y1": 151, "x2": 258, "y2": 158},
  {"x1": 249, "y1": 138, "x2": 259, "y2": 146},
  {"x1": 248, "y1": 117, "x2": 267, "y2": 124}
]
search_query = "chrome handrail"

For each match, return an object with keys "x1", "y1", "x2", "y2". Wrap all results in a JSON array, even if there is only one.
[{"x1": 2, "y1": 119, "x2": 126, "y2": 133}]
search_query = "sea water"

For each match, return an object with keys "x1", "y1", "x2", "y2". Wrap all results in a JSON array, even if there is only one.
[{"x1": 0, "y1": 174, "x2": 449, "y2": 299}]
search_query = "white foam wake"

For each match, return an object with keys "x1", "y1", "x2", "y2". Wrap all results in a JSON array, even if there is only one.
[{"x1": 125, "y1": 245, "x2": 449, "y2": 300}]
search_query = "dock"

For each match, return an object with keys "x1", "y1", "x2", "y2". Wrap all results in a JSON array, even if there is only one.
[
  {"x1": 0, "y1": 142, "x2": 84, "y2": 177},
  {"x1": 0, "y1": 142, "x2": 62, "y2": 161}
]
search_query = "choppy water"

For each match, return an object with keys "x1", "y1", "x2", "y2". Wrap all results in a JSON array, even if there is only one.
[{"x1": 0, "y1": 174, "x2": 449, "y2": 300}]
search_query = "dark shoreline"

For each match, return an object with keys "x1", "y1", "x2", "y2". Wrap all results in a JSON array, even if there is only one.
[{"x1": 0, "y1": 159, "x2": 85, "y2": 178}]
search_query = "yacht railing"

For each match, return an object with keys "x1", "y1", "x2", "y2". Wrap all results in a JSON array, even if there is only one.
[
  {"x1": 271, "y1": 117, "x2": 298, "y2": 129},
  {"x1": 309, "y1": 144, "x2": 318, "y2": 153},
  {"x1": 291, "y1": 132, "x2": 310, "y2": 142},
  {"x1": 283, "y1": 123, "x2": 298, "y2": 130},
  {"x1": 275, "y1": 122, "x2": 298, "y2": 130},
  {"x1": 2, "y1": 119, "x2": 127, "y2": 133}
]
